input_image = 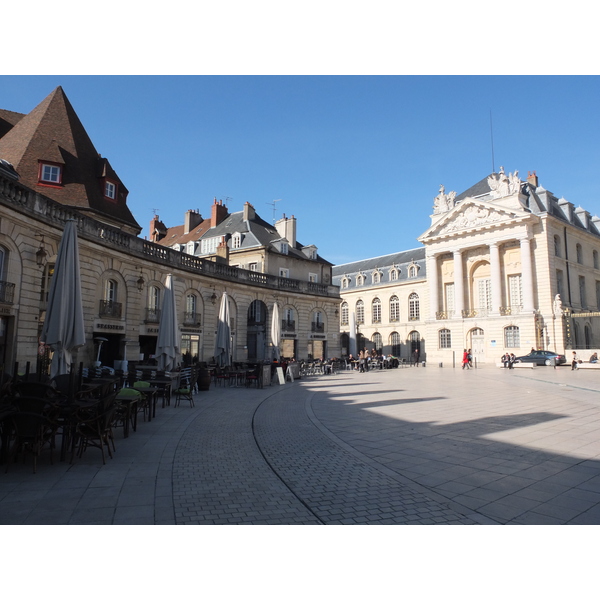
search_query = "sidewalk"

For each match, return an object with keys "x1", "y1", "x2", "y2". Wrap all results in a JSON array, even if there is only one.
[{"x1": 2, "y1": 364, "x2": 600, "y2": 524}]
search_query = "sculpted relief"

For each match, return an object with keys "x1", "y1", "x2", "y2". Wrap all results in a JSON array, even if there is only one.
[
  {"x1": 487, "y1": 166, "x2": 521, "y2": 199},
  {"x1": 437, "y1": 204, "x2": 503, "y2": 235},
  {"x1": 433, "y1": 184, "x2": 457, "y2": 214}
]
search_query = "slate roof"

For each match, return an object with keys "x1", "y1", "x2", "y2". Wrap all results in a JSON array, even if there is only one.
[
  {"x1": 332, "y1": 247, "x2": 426, "y2": 278},
  {"x1": 0, "y1": 87, "x2": 141, "y2": 233}
]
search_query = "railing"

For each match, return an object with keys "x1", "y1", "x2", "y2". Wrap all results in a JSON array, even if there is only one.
[
  {"x1": 145, "y1": 308, "x2": 161, "y2": 323},
  {"x1": 436, "y1": 311, "x2": 451, "y2": 320},
  {"x1": 462, "y1": 308, "x2": 490, "y2": 318},
  {"x1": 408, "y1": 315, "x2": 420, "y2": 321},
  {"x1": 500, "y1": 306, "x2": 522, "y2": 315},
  {"x1": 0, "y1": 280, "x2": 15, "y2": 304},
  {"x1": 282, "y1": 319, "x2": 295, "y2": 332},
  {"x1": 0, "y1": 172, "x2": 341, "y2": 299},
  {"x1": 311, "y1": 323, "x2": 325, "y2": 333},
  {"x1": 99, "y1": 300, "x2": 122, "y2": 318},
  {"x1": 183, "y1": 311, "x2": 201, "y2": 325}
]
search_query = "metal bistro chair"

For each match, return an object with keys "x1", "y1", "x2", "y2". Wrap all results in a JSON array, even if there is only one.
[
  {"x1": 71, "y1": 392, "x2": 118, "y2": 465},
  {"x1": 174, "y1": 368, "x2": 199, "y2": 407},
  {"x1": 132, "y1": 380, "x2": 152, "y2": 421}
]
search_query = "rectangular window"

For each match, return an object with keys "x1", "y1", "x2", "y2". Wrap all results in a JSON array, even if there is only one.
[
  {"x1": 249, "y1": 262, "x2": 258, "y2": 272},
  {"x1": 478, "y1": 279, "x2": 492, "y2": 312},
  {"x1": 445, "y1": 283, "x2": 455, "y2": 314},
  {"x1": 439, "y1": 329, "x2": 451, "y2": 349},
  {"x1": 279, "y1": 268, "x2": 289, "y2": 278},
  {"x1": 557, "y1": 270, "x2": 564, "y2": 299},
  {"x1": 596, "y1": 281, "x2": 600, "y2": 310},
  {"x1": 105, "y1": 181, "x2": 116, "y2": 199},
  {"x1": 309, "y1": 273, "x2": 318, "y2": 283},
  {"x1": 200, "y1": 237, "x2": 219, "y2": 255},
  {"x1": 580, "y1": 276, "x2": 587, "y2": 308},
  {"x1": 508, "y1": 274, "x2": 522, "y2": 308},
  {"x1": 40, "y1": 164, "x2": 61, "y2": 183},
  {"x1": 505, "y1": 326, "x2": 520, "y2": 348}
]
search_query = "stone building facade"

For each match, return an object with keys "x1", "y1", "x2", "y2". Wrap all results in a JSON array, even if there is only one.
[
  {"x1": 334, "y1": 169, "x2": 600, "y2": 365},
  {"x1": 0, "y1": 88, "x2": 341, "y2": 376}
]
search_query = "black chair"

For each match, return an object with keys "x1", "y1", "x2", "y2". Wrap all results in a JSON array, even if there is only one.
[
  {"x1": 71, "y1": 393, "x2": 118, "y2": 465},
  {"x1": 5, "y1": 396, "x2": 60, "y2": 473}
]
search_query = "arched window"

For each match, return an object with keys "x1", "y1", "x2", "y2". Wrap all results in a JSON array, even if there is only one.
[
  {"x1": 248, "y1": 300, "x2": 266, "y2": 324},
  {"x1": 390, "y1": 332, "x2": 401, "y2": 356},
  {"x1": 576, "y1": 243, "x2": 583, "y2": 264},
  {"x1": 574, "y1": 321, "x2": 581, "y2": 349},
  {"x1": 409, "y1": 265, "x2": 417, "y2": 278},
  {"x1": 409, "y1": 331, "x2": 421, "y2": 354},
  {"x1": 372, "y1": 298, "x2": 381, "y2": 323},
  {"x1": 585, "y1": 324, "x2": 592, "y2": 349},
  {"x1": 389, "y1": 295, "x2": 400, "y2": 322},
  {"x1": 390, "y1": 268, "x2": 399, "y2": 281},
  {"x1": 409, "y1": 293, "x2": 420, "y2": 321},
  {"x1": 105, "y1": 279, "x2": 118, "y2": 302},
  {"x1": 439, "y1": 328, "x2": 451, "y2": 348},
  {"x1": 341, "y1": 302, "x2": 349, "y2": 326},
  {"x1": 147, "y1": 285, "x2": 161, "y2": 322},
  {"x1": 357, "y1": 274, "x2": 365, "y2": 286},
  {"x1": 372, "y1": 332, "x2": 382, "y2": 352},
  {"x1": 185, "y1": 294, "x2": 198, "y2": 324},
  {"x1": 342, "y1": 277, "x2": 349, "y2": 289},
  {"x1": 356, "y1": 300, "x2": 364, "y2": 324},
  {"x1": 311, "y1": 310, "x2": 324, "y2": 333},
  {"x1": 554, "y1": 235, "x2": 561, "y2": 257},
  {"x1": 504, "y1": 326, "x2": 520, "y2": 348}
]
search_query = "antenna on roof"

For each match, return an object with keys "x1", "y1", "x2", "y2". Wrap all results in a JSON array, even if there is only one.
[
  {"x1": 489, "y1": 109, "x2": 495, "y2": 173},
  {"x1": 266, "y1": 199, "x2": 281, "y2": 223},
  {"x1": 152, "y1": 208, "x2": 159, "y2": 217},
  {"x1": 224, "y1": 197, "x2": 232, "y2": 207}
]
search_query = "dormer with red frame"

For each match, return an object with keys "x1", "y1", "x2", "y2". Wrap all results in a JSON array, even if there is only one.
[
  {"x1": 98, "y1": 156, "x2": 128, "y2": 205},
  {"x1": 37, "y1": 139, "x2": 65, "y2": 189}
]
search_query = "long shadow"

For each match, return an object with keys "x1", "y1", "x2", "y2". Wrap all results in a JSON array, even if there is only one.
[{"x1": 308, "y1": 384, "x2": 600, "y2": 524}]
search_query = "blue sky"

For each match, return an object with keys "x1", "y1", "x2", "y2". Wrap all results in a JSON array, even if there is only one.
[{"x1": 2, "y1": 75, "x2": 600, "y2": 266}]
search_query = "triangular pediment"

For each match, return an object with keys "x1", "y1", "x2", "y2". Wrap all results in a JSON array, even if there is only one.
[{"x1": 418, "y1": 198, "x2": 533, "y2": 242}]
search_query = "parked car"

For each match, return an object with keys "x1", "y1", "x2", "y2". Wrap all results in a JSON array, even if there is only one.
[{"x1": 514, "y1": 350, "x2": 566, "y2": 366}]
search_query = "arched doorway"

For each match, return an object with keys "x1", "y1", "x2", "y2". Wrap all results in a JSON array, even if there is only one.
[
  {"x1": 469, "y1": 327, "x2": 485, "y2": 364},
  {"x1": 247, "y1": 300, "x2": 267, "y2": 361}
]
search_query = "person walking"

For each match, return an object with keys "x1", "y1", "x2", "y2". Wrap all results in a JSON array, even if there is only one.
[
  {"x1": 467, "y1": 349, "x2": 473, "y2": 368},
  {"x1": 572, "y1": 351, "x2": 578, "y2": 370},
  {"x1": 413, "y1": 347, "x2": 420, "y2": 367},
  {"x1": 462, "y1": 349, "x2": 470, "y2": 369}
]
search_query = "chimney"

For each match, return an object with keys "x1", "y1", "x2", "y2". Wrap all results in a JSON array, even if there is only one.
[
  {"x1": 242, "y1": 201, "x2": 256, "y2": 221},
  {"x1": 184, "y1": 209, "x2": 203, "y2": 234},
  {"x1": 215, "y1": 237, "x2": 229, "y2": 264},
  {"x1": 527, "y1": 171, "x2": 538, "y2": 188},
  {"x1": 275, "y1": 214, "x2": 297, "y2": 247},
  {"x1": 149, "y1": 215, "x2": 167, "y2": 242},
  {"x1": 211, "y1": 198, "x2": 229, "y2": 227}
]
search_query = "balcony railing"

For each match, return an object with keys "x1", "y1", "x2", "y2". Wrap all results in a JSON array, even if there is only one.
[
  {"x1": 311, "y1": 322, "x2": 325, "y2": 333},
  {"x1": 99, "y1": 300, "x2": 122, "y2": 319},
  {"x1": 436, "y1": 311, "x2": 452, "y2": 320},
  {"x1": 281, "y1": 319, "x2": 295, "y2": 332},
  {"x1": 145, "y1": 308, "x2": 161, "y2": 323},
  {"x1": 183, "y1": 311, "x2": 201, "y2": 325},
  {"x1": 0, "y1": 280, "x2": 15, "y2": 304},
  {"x1": 462, "y1": 308, "x2": 490, "y2": 318},
  {"x1": 499, "y1": 305, "x2": 522, "y2": 315}
]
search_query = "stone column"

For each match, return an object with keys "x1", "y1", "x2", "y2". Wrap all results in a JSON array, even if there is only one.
[
  {"x1": 489, "y1": 241, "x2": 502, "y2": 315},
  {"x1": 520, "y1": 236, "x2": 535, "y2": 312},
  {"x1": 427, "y1": 253, "x2": 439, "y2": 319},
  {"x1": 453, "y1": 249, "x2": 464, "y2": 317}
]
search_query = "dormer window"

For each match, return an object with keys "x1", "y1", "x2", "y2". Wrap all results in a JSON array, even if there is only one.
[
  {"x1": 373, "y1": 270, "x2": 382, "y2": 284},
  {"x1": 357, "y1": 273, "x2": 365, "y2": 286},
  {"x1": 39, "y1": 162, "x2": 62, "y2": 185},
  {"x1": 232, "y1": 232, "x2": 243, "y2": 249},
  {"x1": 105, "y1": 181, "x2": 116, "y2": 199},
  {"x1": 280, "y1": 242, "x2": 289, "y2": 255}
]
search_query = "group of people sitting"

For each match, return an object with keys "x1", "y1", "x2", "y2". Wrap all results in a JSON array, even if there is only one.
[{"x1": 500, "y1": 353, "x2": 517, "y2": 369}]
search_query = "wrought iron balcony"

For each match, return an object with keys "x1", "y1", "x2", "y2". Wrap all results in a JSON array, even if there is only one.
[
  {"x1": 436, "y1": 311, "x2": 451, "y2": 320},
  {"x1": 145, "y1": 308, "x2": 161, "y2": 323},
  {"x1": 183, "y1": 311, "x2": 201, "y2": 325},
  {"x1": 311, "y1": 322, "x2": 325, "y2": 333},
  {"x1": 281, "y1": 319, "x2": 295, "y2": 332},
  {"x1": 99, "y1": 300, "x2": 122, "y2": 319},
  {"x1": 499, "y1": 305, "x2": 522, "y2": 315},
  {"x1": 0, "y1": 280, "x2": 15, "y2": 304}
]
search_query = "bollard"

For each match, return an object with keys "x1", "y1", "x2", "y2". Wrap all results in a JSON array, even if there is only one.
[{"x1": 439, "y1": 362, "x2": 443, "y2": 368}]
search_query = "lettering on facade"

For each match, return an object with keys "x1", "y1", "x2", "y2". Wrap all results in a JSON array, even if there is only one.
[
  {"x1": 0, "y1": 307, "x2": 12, "y2": 315},
  {"x1": 282, "y1": 333, "x2": 297, "y2": 338},
  {"x1": 572, "y1": 312, "x2": 600, "y2": 318},
  {"x1": 310, "y1": 334, "x2": 326, "y2": 339},
  {"x1": 181, "y1": 329, "x2": 202, "y2": 334},
  {"x1": 95, "y1": 323, "x2": 125, "y2": 330}
]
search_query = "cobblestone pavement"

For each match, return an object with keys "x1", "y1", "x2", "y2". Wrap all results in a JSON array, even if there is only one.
[{"x1": 2, "y1": 364, "x2": 600, "y2": 525}]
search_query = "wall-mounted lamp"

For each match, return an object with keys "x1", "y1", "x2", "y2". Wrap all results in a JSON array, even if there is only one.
[
  {"x1": 210, "y1": 292, "x2": 218, "y2": 305},
  {"x1": 335, "y1": 308, "x2": 339, "y2": 317},
  {"x1": 136, "y1": 268, "x2": 145, "y2": 292},
  {"x1": 35, "y1": 236, "x2": 47, "y2": 268}
]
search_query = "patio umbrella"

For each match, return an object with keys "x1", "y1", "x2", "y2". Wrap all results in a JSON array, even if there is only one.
[
  {"x1": 214, "y1": 292, "x2": 231, "y2": 367},
  {"x1": 349, "y1": 311, "x2": 357, "y2": 357},
  {"x1": 156, "y1": 273, "x2": 180, "y2": 372},
  {"x1": 40, "y1": 219, "x2": 86, "y2": 378},
  {"x1": 271, "y1": 302, "x2": 281, "y2": 361}
]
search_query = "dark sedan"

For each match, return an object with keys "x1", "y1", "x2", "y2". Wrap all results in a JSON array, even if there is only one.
[{"x1": 514, "y1": 350, "x2": 566, "y2": 366}]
